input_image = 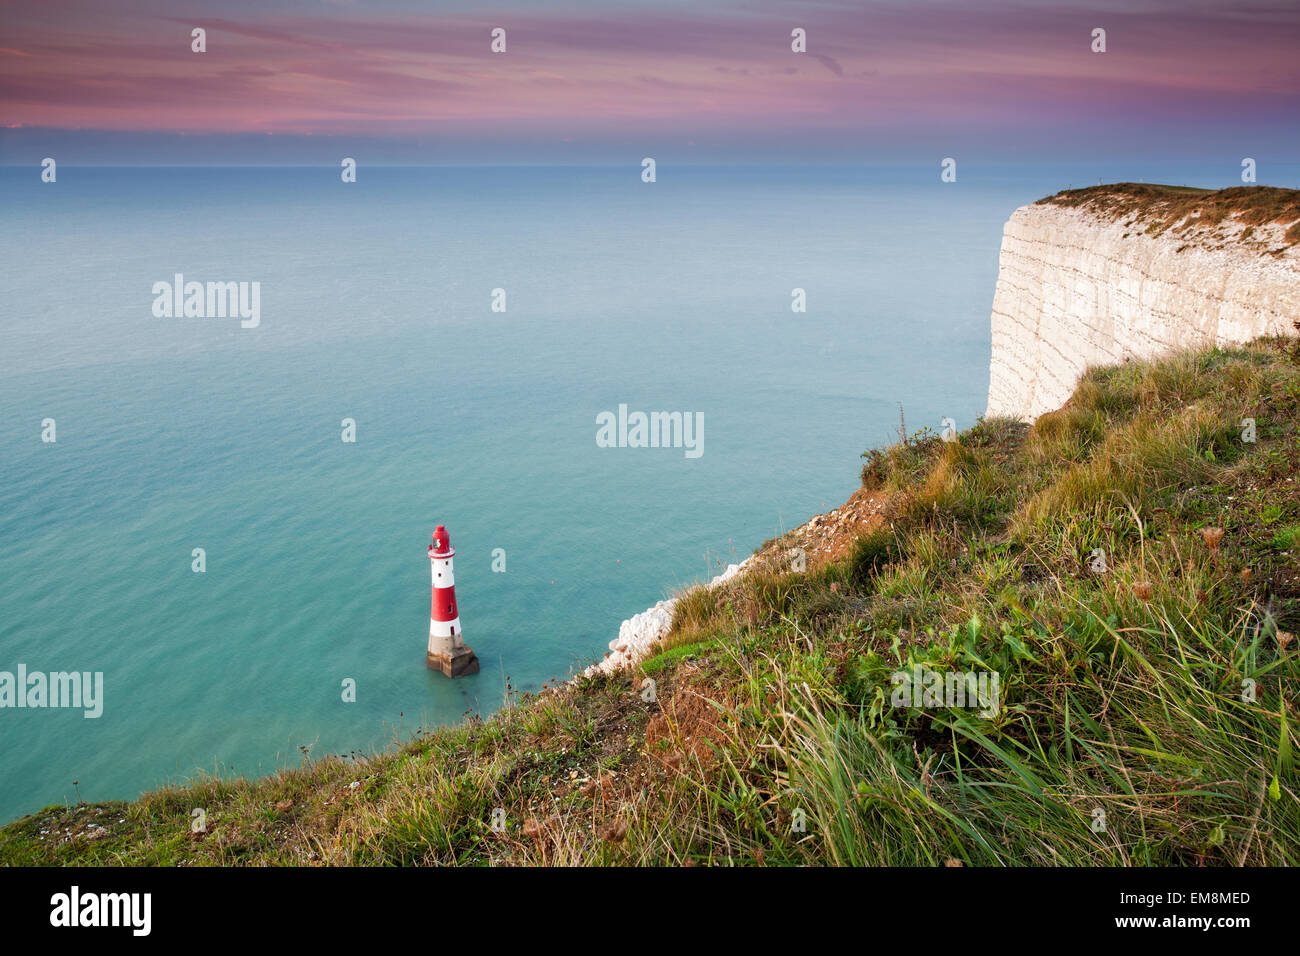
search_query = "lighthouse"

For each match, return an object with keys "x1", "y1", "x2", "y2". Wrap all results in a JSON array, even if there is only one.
[{"x1": 427, "y1": 525, "x2": 479, "y2": 677}]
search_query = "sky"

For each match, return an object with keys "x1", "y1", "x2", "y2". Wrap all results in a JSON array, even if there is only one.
[{"x1": 1, "y1": 0, "x2": 1298, "y2": 164}]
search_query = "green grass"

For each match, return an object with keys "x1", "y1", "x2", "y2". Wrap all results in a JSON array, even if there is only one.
[
  {"x1": 1272, "y1": 525, "x2": 1300, "y2": 551},
  {"x1": 4, "y1": 338, "x2": 1298, "y2": 866},
  {"x1": 640, "y1": 639, "x2": 721, "y2": 676}
]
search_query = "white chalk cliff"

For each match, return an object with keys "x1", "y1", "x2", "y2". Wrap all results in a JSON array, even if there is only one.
[{"x1": 987, "y1": 194, "x2": 1299, "y2": 421}]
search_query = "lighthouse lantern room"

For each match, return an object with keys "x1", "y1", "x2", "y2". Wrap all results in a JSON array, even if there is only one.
[{"x1": 427, "y1": 525, "x2": 480, "y2": 677}]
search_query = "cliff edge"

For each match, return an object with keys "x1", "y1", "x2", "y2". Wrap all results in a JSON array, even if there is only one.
[{"x1": 987, "y1": 183, "x2": 1300, "y2": 421}]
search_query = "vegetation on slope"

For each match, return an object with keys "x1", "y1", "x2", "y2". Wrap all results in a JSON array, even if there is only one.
[
  {"x1": 1040, "y1": 182, "x2": 1300, "y2": 246},
  {"x1": 3, "y1": 339, "x2": 1298, "y2": 866}
]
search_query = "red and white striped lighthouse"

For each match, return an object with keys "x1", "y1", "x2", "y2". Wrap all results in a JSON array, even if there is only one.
[{"x1": 426, "y1": 525, "x2": 479, "y2": 677}]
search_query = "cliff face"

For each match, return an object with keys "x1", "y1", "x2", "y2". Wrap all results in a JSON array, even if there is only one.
[{"x1": 987, "y1": 187, "x2": 1300, "y2": 421}]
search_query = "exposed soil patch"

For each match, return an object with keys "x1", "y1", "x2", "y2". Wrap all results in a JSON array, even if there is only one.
[{"x1": 753, "y1": 486, "x2": 894, "y2": 571}]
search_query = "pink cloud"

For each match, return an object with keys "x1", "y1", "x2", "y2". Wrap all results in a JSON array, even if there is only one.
[{"x1": 0, "y1": 0, "x2": 1295, "y2": 139}]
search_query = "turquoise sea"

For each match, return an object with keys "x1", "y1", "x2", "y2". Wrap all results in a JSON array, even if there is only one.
[{"x1": 2, "y1": 162, "x2": 1286, "y2": 822}]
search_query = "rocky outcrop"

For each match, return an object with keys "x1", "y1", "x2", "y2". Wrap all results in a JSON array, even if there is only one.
[
  {"x1": 579, "y1": 559, "x2": 750, "y2": 679},
  {"x1": 987, "y1": 189, "x2": 1299, "y2": 421}
]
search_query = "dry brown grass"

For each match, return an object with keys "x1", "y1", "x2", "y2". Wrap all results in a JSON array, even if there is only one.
[
  {"x1": 644, "y1": 671, "x2": 730, "y2": 773},
  {"x1": 1040, "y1": 182, "x2": 1300, "y2": 245}
]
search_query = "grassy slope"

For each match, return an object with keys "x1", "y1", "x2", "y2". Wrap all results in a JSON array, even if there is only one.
[{"x1": 3, "y1": 339, "x2": 1299, "y2": 866}]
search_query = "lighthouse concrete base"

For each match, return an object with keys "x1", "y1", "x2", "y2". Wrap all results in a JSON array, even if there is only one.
[{"x1": 427, "y1": 645, "x2": 479, "y2": 678}]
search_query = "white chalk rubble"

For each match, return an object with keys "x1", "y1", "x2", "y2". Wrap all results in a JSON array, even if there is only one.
[{"x1": 578, "y1": 558, "x2": 752, "y2": 679}]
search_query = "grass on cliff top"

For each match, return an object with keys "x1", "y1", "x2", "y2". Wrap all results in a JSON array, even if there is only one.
[
  {"x1": 1040, "y1": 182, "x2": 1300, "y2": 245},
  {"x1": 3, "y1": 338, "x2": 1299, "y2": 866}
]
